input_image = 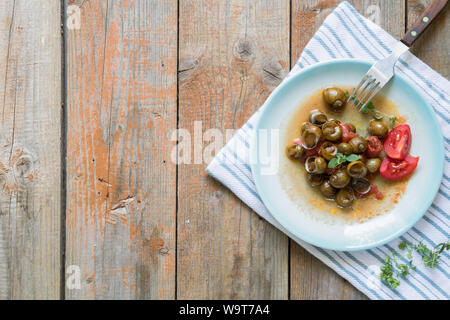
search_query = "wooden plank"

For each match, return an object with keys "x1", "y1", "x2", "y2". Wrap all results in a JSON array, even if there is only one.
[
  {"x1": 289, "y1": 0, "x2": 405, "y2": 300},
  {"x1": 177, "y1": 0, "x2": 290, "y2": 299},
  {"x1": 0, "y1": 0, "x2": 61, "y2": 299},
  {"x1": 407, "y1": 0, "x2": 450, "y2": 78},
  {"x1": 65, "y1": 0, "x2": 177, "y2": 299}
]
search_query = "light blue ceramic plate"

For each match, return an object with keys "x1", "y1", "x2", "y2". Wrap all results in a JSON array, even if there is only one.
[{"x1": 250, "y1": 59, "x2": 444, "y2": 251}]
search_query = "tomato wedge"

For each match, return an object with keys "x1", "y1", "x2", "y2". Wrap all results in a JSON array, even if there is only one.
[
  {"x1": 384, "y1": 124, "x2": 411, "y2": 160},
  {"x1": 379, "y1": 155, "x2": 419, "y2": 181}
]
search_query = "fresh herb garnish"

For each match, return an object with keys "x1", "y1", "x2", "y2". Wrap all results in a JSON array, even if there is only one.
[
  {"x1": 360, "y1": 101, "x2": 375, "y2": 114},
  {"x1": 398, "y1": 241, "x2": 416, "y2": 270},
  {"x1": 395, "y1": 262, "x2": 410, "y2": 277},
  {"x1": 345, "y1": 91, "x2": 350, "y2": 98},
  {"x1": 327, "y1": 153, "x2": 359, "y2": 168},
  {"x1": 398, "y1": 241, "x2": 407, "y2": 250},
  {"x1": 349, "y1": 95, "x2": 358, "y2": 106},
  {"x1": 414, "y1": 241, "x2": 450, "y2": 268},
  {"x1": 435, "y1": 241, "x2": 450, "y2": 253},
  {"x1": 389, "y1": 116, "x2": 396, "y2": 129},
  {"x1": 349, "y1": 95, "x2": 381, "y2": 119},
  {"x1": 380, "y1": 257, "x2": 401, "y2": 289},
  {"x1": 380, "y1": 240, "x2": 449, "y2": 288},
  {"x1": 345, "y1": 154, "x2": 360, "y2": 162}
]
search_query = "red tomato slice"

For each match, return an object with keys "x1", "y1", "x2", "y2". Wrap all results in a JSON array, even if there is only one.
[
  {"x1": 365, "y1": 136, "x2": 383, "y2": 158},
  {"x1": 380, "y1": 155, "x2": 419, "y2": 181},
  {"x1": 339, "y1": 123, "x2": 358, "y2": 143},
  {"x1": 384, "y1": 124, "x2": 411, "y2": 160}
]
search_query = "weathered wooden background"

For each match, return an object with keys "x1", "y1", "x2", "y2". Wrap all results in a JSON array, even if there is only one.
[{"x1": 0, "y1": 0, "x2": 447, "y2": 299}]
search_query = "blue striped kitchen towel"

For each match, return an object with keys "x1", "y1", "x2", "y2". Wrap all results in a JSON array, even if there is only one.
[{"x1": 206, "y1": 1, "x2": 449, "y2": 299}]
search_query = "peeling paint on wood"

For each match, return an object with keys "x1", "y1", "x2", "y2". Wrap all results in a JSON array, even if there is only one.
[
  {"x1": 0, "y1": 0, "x2": 446, "y2": 300},
  {"x1": 66, "y1": 0, "x2": 177, "y2": 299},
  {"x1": 0, "y1": 0, "x2": 61, "y2": 300},
  {"x1": 177, "y1": 0, "x2": 290, "y2": 299}
]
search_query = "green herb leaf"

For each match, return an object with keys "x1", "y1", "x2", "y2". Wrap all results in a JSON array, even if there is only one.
[
  {"x1": 380, "y1": 239, "x2": 449, "y2": 288},
  {"x1": 349, "y1": 95, "x2": 360, "y2": 108},
  {"x1": 413, "y1": 242, "x2": 450, "y2": 268},
  {"x1": 396, "y1": 263, "x2": 410, "y2": 277},
  {"x1": 389, "y1": 116, "x2": 396, "y2": 129},
  {"x1": 328, "y1": 158, "x2": 339, "y2": 168},
  {"x1": 414, "y1": 243, "x2": 439, "y2": 268},
  {"x1": 366, "y1": 101, "x2": 375, "y2": 109},
  {"x1": 407, "y1": 248, "x2": 416, "y2": 270},
  {"x1": 338, "y1": 154, "x2": 347, "y2": 163},
  {"x1": 435, "y1": 241, "x2": 450, "y2": 254},
  {"x1": 346, "y1": 154, "x2": 359, "y2": 162},
  {"x1": 327, "y1": 153, "x2": 359, "y2": 168},
  {"x1": 360, "y1": 101, "x2": 375, "y2": 114},
  {"x1": 380, "y1": 257, "x2": 401, "y2": 288},
  {"x1": 345, "y1": 91, "x2": 349, "y2": 98}
]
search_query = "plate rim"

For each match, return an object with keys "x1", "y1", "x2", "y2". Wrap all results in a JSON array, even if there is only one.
[{"x1": 250, "y1": 58, "x2": 445, "y2": 251}]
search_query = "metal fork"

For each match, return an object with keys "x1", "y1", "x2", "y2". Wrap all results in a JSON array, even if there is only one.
[
  {"x1": 348, "y1": 42, "x2": 409, "y2": 111},
  {"x1": 348, "y1": 0, "x2": 448, "y2": 111}
]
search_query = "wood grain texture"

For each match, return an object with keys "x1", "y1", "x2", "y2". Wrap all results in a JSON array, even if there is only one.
[
  {"x1": 66, "y1": 0, "x2": 177, "y2": 299},
  {"x1": 291, "y1": 0, "x2": 406, "y2": 60},
  {"x1": 177, "y1": 0, "x2": 289, "y2": 299},
  {"x1": 408, "y1": 0, "x2": 450, "y2": 78},
  {"x1": 402, "y1": 0, "x2": 448, "y2": 47},
  {"x1": 0, "y1": 0, "x2": 61, "y2": 299},
  {"x1": 289, "y1": 0, "x2": 405, "y2": 300},
  {"x1": 0, "y1": 0, "x2": 444, "y2": 300}
]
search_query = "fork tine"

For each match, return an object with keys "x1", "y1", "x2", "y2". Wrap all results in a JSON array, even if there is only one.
[
  {"x1": 356, "y1": 80, "x2": 378, "y2": 108},
  {"x1": 347, "y1": 75, "x2": 368, "y2": 104},
  {"x1": 356, "y1": 82, "x2": 378, "y2": 110},
  {"x1": 354, "y1": 77, "x2": 376, "y2": 105},
  {"x1": 359, "y1": 84, "x2": 381, "y2": 111}
]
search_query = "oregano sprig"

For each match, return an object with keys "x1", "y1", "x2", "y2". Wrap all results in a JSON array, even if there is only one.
[
  {"x1": 414, "y1": 241, "x2": 450, "y2": 268},
  {"x1": 380, "y1": 256, "x2": 401, "y2": 289},
  {"x1": 347, "y1": 92, "x2": 382, "y2": 119},
  {"x1": 327, "y1": 153, "x2": 359, "y2": 168},
  {"x1": 379, "y1": 240, "x2": 449, "y2": 288}
]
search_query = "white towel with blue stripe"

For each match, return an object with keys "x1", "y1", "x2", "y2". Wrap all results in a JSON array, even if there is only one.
[{"x1": 206, "y1": 1, "x2": 450, "y2": 300}]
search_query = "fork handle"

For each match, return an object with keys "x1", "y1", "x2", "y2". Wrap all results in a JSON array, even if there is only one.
[{"x1": 401, "y1": 0, "x2": 448, "y2": 47}]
